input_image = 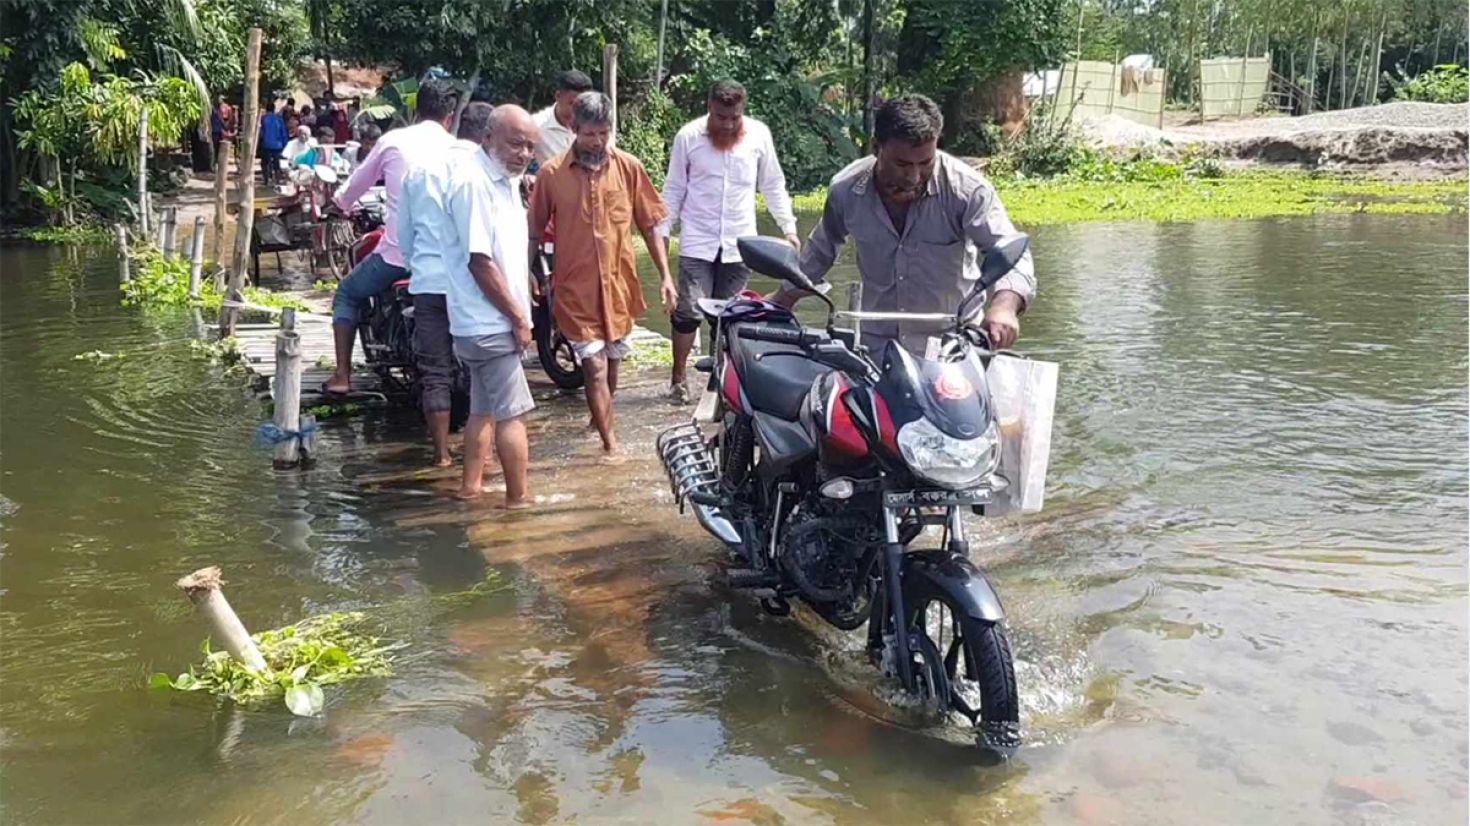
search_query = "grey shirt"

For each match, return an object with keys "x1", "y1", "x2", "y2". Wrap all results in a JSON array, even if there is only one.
[{"x1": 793, "y1": 151, "x2": 1036, "y2": 351}]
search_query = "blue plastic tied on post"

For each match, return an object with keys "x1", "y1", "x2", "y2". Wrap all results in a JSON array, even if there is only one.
[{"x1": 254, "y1": 420, "x2": 317, "y2": 449}]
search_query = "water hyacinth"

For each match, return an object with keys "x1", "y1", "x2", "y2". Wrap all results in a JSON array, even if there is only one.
[{"x1": 150, "y1": 611, "x2": 396, "y2": 717}]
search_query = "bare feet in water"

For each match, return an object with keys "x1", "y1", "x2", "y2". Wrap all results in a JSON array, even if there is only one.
[
  {"x1": 501, "y1": 497, "x2": 533, "y2": 510},
  {"x1": 433, "y1": 454, "x2": 454, "y2": 469},
  {"x1": 455, "y1": 486, "x2": 482, "y2": 500}
]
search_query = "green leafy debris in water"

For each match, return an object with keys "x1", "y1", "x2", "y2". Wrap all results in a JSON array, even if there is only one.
[
  {"x1": 432, "y1": 569, "x2": 512, "y2": 609},
  {"x1": 188, "y1": 336, "x2": 240, "y2": 362},
  {"x1": 623, "y1": 339, "x2": 674, "y2": 368},
  {"x1": 15, "y1": 224, "x2": 114, "y2": 245},
  {"x1": 149, "y1": 611, "x2": 395, "y2": 717},
  {"x1": 306, "y1": 401, "x2": 364, "y2": 420},
  {"x1": 73, "y1": 349, "x2": 126, "y2": 362}
]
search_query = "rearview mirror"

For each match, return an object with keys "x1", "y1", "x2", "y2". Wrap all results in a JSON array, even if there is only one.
[
  {"x1": 737, "y1": 236, "x2": 817, "y2": 293},
  {"x1": 977, "y1": 234, "x2": 1030, "y2": 292}
]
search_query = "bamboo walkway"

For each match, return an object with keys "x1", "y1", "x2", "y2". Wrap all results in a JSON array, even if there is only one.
[{"x1": 213, "y1": 293, "x2": 671, "y2": 407}]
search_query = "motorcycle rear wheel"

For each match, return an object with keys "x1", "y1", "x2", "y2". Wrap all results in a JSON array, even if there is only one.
[
  {"x1": 534, "y1": 305, "x2": 584, "y2": 390},
  {"x1": 905, "y1": 594, "x2": 1019, "y2": 727}
]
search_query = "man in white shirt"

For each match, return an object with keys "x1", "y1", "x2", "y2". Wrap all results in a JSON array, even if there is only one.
[
  {"x1": 532, "y1": 70, "x2": 593, "y2": 164},
  {"x1": 658, "y1": 79, "x2": 799, "y2": 403},
  {"x1": 442, "y1": 103, "x2": 539, "y2": 505}
]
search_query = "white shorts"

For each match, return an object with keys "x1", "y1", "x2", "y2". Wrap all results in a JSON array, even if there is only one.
[{"x1": 571, "y1": 338, "x2": 632, "y2": 363}]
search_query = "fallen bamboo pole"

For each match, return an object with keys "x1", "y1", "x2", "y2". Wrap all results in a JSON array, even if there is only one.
[{"x1": 177, "y1": 566, "x2": 267, "y2": 672}]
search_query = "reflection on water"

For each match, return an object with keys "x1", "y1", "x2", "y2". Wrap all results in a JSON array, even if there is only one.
[{"x1": 1, "y1": 212, "x2": 1466, "y2": 825}]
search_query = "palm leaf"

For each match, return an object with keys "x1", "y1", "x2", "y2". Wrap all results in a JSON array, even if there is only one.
[
  {"x1": 149, "y1": 0, "x2": 202, "y2": 46},
  {"x1": 157, "y1": 44, "x2": 211, "y2": 133}
]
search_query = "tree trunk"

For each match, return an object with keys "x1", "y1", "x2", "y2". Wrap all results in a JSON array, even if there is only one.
[
  {"x1": 861, "y1": 0, "x2": 875, "y2": 143},
  {"x1": 452, "y1": 65, "x2": 480, "y2": 135},
  {"x1": 68, "y1": 158, "x2": 78, "y2": 226},
  {"x1": 1306, "y1": 14, "x2": 1320, "y2": 114},
  {"x1": 1368, "y1": 15, "x2": 1386, "y2": 104},
  {"x1": 1350, "y1": 35, "x2": 1370, "y2": 108},
  {"x1": 949, "y1": 72, "x2": 1027, "y2": 147},
  {"x1": 654, "y1": 0, "x2": 669, "y2": 85},
  {"x1": 1339, "y1": 27, "x2": 1349, "y2": 110},
  {"x1": 325, "y1": 52, "x2": 335, "y2": 99}
]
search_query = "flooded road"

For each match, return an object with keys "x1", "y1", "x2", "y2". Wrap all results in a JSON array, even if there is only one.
[{"x1": 1, "y1": 212, "x2": 1466, "y2": 825}]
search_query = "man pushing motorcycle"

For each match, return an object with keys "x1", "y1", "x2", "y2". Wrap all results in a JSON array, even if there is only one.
[{"x1": 771, "y1": 94, "x2": 1035, "y2": 353}]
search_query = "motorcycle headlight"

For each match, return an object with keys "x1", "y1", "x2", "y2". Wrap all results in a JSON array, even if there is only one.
[{"x1": 896, "y1": 418, "x2": 999, "y2": 489}]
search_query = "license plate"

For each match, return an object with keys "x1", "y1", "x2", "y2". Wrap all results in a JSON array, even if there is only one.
[{"x1": 884, "y1": 489, "x2": 992, "y2": 508}]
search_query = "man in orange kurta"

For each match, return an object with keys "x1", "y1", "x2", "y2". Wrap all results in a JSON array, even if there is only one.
[{"x1": 528, "y1": 91, "x2": 675, "y2": 457}]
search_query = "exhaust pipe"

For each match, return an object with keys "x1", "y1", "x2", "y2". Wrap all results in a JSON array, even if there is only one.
[{"x1": 657, "y1": 424, "x2": 741, "y2": 547}]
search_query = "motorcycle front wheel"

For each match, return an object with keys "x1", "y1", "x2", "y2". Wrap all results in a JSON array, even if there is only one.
[{"x1": 905, "y1": 594, "x2": 1019, "y2": 730}]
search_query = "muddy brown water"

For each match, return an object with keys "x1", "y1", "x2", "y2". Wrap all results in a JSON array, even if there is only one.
[{"x1": 1, "y1": 213, "x2": 1465, "y2": 825}]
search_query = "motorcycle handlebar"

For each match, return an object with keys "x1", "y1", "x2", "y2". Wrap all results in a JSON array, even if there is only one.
[{"x1": 735, "y1": 326, "x2": 827, "y2": 347}]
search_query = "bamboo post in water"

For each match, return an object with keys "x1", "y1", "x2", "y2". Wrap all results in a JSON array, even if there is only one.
[
  {"x1": 212, "y1": 138, "x2": 231, "y2": 292},
  {"x1": 272, "y1": 308, "x2": 304, "y2": 468},
  {"x1": 188, "y1": 216, "x2": 206, "y2": 299},
  {"x1": 161, "y1": 207, "x2": 178, "y2": 260},
  {"x1": 177, "y1": 566, "x2": 267, "y2": 672},
  {"x1": 115, "y1": 224, "x2": 130, "y2": 285},
  {"x1": 224, "y1": 28, "x2": 263, "y2": 339},
  {"x1": 603, "y1": 43, "x2": 618, "y2": 140},
  {"x1": 137, "y1": 106, "x2": 149, "y2": 238}
]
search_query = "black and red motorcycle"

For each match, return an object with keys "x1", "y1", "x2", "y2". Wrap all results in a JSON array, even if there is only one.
[
  {"x1": 346, "y1": 206, "x2": 469, "y2": 429},
  {"x1": 657, "y1": 234, "x2": 1030, "y2": 745}
]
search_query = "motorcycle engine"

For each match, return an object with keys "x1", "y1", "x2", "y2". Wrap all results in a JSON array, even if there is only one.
[{"x1": 781, "y1": 508, "x2": 879, "y2": 607}]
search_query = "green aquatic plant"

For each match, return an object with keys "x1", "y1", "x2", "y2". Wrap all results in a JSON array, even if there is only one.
[
  {"x1": 790, "y1": 168, "x2": 1464, "y2": 225},
  {"x1": 73, "y1": 349, "x2": 126, "y2": 362},
  {"x1": 999, "y1": 173, "x2": 1467, "y2": 225},
  {"x1": 121, "y1": 247, "x2": 195, "y2": 307},
  {"x1": 15, "y1": 224, "x2": 114, "y2": 244},
  {"x1": 623, "y1": 339, "x2": 674, "y2": 368},
  {"x1": 188, "y1": 336, "x2": 239, "y2": 361},
  {"x1": 305, "y1": 401, "x2": 364, "y2": 420},
  {"x1": 150, "y1": 611, "x2": 396, "y2": 717},
  {"x1": 432, "y1": 569, "x2": 512, "y2": 609}
]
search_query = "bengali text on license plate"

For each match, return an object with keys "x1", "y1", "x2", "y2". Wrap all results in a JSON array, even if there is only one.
[{"x1": 884, "y1": 489, "x2": 992, "y2": 508}]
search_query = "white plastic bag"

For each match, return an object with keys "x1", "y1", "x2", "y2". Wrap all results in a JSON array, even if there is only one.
[{"x1": 985, "y1": 354, "x2": 1058, "y2": 513}]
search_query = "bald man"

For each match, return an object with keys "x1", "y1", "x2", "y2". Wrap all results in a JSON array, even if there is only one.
[{"x1": 441, "y1": 103, "x2": 540, "y2": 503}]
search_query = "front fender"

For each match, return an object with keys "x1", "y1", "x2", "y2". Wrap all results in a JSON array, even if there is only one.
[{"x1": 901, "y1": 549, "x2": 1005, "y2": 623}]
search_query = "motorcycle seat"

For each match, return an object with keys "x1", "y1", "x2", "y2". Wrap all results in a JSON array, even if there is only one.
[
  {"x1": 392, "y1": 278, "x2": 411, "y2": 290},
  {"x1": 728, "y1": 326, "x2": 828, "y2": 421}
]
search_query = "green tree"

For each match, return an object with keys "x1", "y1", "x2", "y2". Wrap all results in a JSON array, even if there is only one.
[
  {"x1": 12, "y1": 62, "x2": 200, "y2": 224},
  {"x1": 897, "y1": 0, "x2": 1067, "y2": 147}
]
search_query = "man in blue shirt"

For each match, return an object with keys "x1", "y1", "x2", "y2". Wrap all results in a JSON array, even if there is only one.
[{"x1": 258, "y1": 101, "x2": 289, "y2": 187}]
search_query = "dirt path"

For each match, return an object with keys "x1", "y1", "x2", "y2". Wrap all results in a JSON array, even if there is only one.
[{"x1": 1082, "y1": 101, "x2": 1468, "y2": 174}]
